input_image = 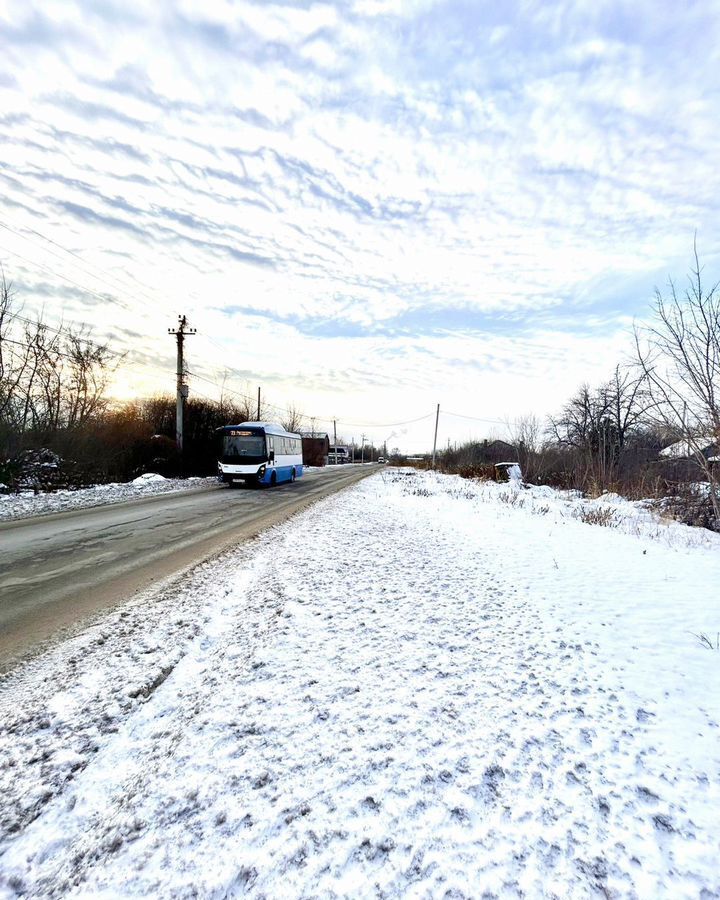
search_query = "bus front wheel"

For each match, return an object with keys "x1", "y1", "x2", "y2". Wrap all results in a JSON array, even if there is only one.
[{"x1": 270, "y1": 472, "x2": 277, "y2": 487}]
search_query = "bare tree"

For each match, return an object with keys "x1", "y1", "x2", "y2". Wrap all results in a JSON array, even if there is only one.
[
  {"x1": 550, "y1": 382, "x2": 614, "y2": 488},
  {"x1": 280, "y1": 404, "x2": 305, "y2": 433},
  {"x1": 635, "y1": 245, "x2": 720, "y2": 524},
  {"x1": 0, "y1": 269, "x2": 25, "y2": 432},
  {"x1": 0, "y1": 274, "x2": 52, "y2": 442},
  {"x1": 63, "y1": 328, "x2": 115, "y2": 427},
  {"x1": 607, "y1": 365, "x2": 648, "y2": 451},
  {"x1": 0, "y1": 265, "x2": 119, "y2": 455},
  {"x1": 510, "y1": 414, "x2": 546, "y2": 482},
  {"x1": 550, "y1": 366, "x2": 648, "y2": 491}
]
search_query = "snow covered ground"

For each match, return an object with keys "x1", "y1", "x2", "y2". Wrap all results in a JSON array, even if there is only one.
[
  {"x1": 0, "y1": 474, "x2": 217, "y2": 522},
  {"x1": 0, "y1": 469, "x2": 718, "y2": 898}
]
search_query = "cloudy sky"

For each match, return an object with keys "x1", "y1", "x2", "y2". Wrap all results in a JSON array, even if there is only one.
[{"x1": 1, "y1": 0, "x2": 720, "y2": 450}]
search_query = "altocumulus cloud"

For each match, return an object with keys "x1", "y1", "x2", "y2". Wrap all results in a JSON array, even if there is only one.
[{"x1": 1, "y1": 0, "x2": 720, "y2": 436}]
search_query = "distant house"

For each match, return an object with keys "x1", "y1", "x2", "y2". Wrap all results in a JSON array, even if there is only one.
[
  {"x1": 659, "y1": 437, "x2": 719, "y2": 461},
  {"x1": 301, "y1": 433, "x2": 330, "y2": 467},
  {"x1": 657, "y1": 436, "x2": 720, "y2": 480},
  {"x1": 477, "y1": 439, "x2": 518, "y2": 464}
]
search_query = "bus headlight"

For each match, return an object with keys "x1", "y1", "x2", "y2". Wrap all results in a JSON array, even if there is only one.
[{"x1": 258, "y1": 465, "x2": 266, "y2": 478}]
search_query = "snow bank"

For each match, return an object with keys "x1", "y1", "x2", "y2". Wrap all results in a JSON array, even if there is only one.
[
  {"x1": 130, "y1": 472, "x2": 167, "y2": 484},
  {"x1": 474, "y1": 476, "x2": 717, "y2": 551},
  {"x1": 0, "y1": 469, "x2": 718, "y2": 897},
  {"x1": 0, "y1": 476, "x2": 215, "y2": 522}
]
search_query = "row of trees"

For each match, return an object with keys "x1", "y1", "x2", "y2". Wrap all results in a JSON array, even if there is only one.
[
  {"x1": 0, "y1": 269, "x2": 117, "y2": 458},
  {"x1": 0, "y1": 267, "x2": 293, "y2": 486},
  {"x1": 437, "y1": 250, "x2": 720, "y2": 528},
  {"x1": 2, "y1": 250, "x2": 718, "y2": 526}
]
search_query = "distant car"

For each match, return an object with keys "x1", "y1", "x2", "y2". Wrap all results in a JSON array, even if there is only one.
[{"x1": 377, "y1": 456, "x2": 386, "y2": 464}]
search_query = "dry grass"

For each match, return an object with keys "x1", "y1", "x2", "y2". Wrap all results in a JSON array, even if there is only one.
[
  {"x1": 573, "y1": 506, "x2": 618, "y2": 528},
  {"x1": 497, "y1": 491, "x2": 526, "y2": 509},
  {"x1": 691, "y1": 632, "x2": 719, "y2": 651}
]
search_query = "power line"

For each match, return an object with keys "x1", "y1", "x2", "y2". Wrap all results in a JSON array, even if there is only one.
[
  {"x1": 4, "y1": 309, "x2": 184, "y2": 389},
  {"x1": 5, "y1": 310, "x2": 127, "y2": 359},
  {"x1": 0, "y1": 335, "x2": 118, "y2": 367},
  {"x1": 0, "y1": 242, "x2": 134, "y2": 314},
  {"x1": 192, "y1": 333, "x2": 439, "y2": 428},
  {"x1": 0, "y1": 335, "x2": 171, "y2": 389},
  {"x1": 186, "y1": 368, "x2": 323, "y2": 422},
  {"x1": 2, "y1": 285, "x2": 182, "y2": 386},
  {"x1": 0, "y1": 245, "x2": 279, "y2": 405},
  {"x1": 6, "y1": 323, "x2": 505, "y2": 434},
  {"x1": 338, "y1": 413, "x2": 435, "y2": 428},
  {"x1": 0, "y1": 219, "x2": 169, "y2": 319},
  {"x1": 442, "y1": 410, "x2": 507, "y2": 426},
  {"x1": 186, "y1": 367, "x2": 437, "y2": 430},
  {"x1": 3, "y1": 242, "x2": 512, "y2": 434},
  {"x1": 0, "y1": 216, "x2": 200, "y2": 329},
  {"x1": 3, "y1": 334, "x2": 508, "y2": 445}
]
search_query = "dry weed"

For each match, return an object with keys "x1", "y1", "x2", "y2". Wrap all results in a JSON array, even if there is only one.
[{"x1": 573, "y1": 506, "x2": 618, "y2": 528}]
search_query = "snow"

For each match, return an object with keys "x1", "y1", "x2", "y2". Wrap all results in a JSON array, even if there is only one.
[
  {"x1": 0, "y1": 476, "x2": 216, "y2": 522},
  {"x1": 130, "y1": 473, "x2": 168, "y2": 484},
  {"x1": 0, "y1": 469, "x2": 719, "y2": 897},
  {"x1": 506, "y1": 463, "x2": 522, "y2": 483}
]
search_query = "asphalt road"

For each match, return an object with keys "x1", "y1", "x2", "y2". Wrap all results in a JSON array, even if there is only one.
[{"x1": 0, "y1": 465, "x2": 378, "y2": 672}]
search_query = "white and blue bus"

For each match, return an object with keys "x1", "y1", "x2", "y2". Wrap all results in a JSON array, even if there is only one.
[{"x1": 217, "y1": 422, "x2": 304, "y2": 487}]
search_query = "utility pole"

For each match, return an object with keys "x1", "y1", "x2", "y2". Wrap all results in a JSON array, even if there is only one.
[
  {"x1": 431, "y1": 403, "x2": 440, "y2": 468},
  {"x1": 167, "y1": 315, "x2": 196, "y2": 457},
  {"x1": 333, "y1": 419, "x2": 338, "y2": 465},
  {"x1": 256, "y1": 386, "x2": 261, "y2": 421},
  {"x1": 361, "y1": 433, "x2": 366, "y2": 464}
]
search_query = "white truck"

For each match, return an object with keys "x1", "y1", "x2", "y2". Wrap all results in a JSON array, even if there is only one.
[{"x1": 328, "y1": 445, "x2": 350, "y2": 464}]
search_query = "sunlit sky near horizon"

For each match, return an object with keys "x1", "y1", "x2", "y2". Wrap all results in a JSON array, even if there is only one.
[{"x1": 1, "y1": 0, "x2": 720, "y2": 451}]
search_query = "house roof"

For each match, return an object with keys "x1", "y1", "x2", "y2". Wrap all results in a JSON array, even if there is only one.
[{"x1": 659, "y1": 437, "x2": 717, "y2": 459}]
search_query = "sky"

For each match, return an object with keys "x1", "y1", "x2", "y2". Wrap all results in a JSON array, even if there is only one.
[{"x1": 1, "y1": 0, "x2": 720, "y2": 452}]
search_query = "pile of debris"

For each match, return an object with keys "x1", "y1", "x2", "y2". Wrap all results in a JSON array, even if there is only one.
[{"x1": 0, "y1": 449, "x2": 96, "y2": 494}]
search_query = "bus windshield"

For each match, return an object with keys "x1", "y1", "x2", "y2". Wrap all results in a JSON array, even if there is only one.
[{"x1": 223, "y1": 433, "x2": 266, "y2": 458}]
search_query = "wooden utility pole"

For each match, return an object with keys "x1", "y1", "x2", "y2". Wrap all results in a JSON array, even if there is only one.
[
  {"x1": 333, "y1": 419, "x2": 338, "y2": 465},
  {"x1": 361, "y1": 433, "x2": 366, "y2": 464},
  {"x1": 167, "y1": 315, "x2": 196, "y2": 455},
  {"x1": 431, "y1": 404, "x2": 440, "y2": 468},
  {"x1": 256, "y1": 387, "x2": 261, "y2": 421}
]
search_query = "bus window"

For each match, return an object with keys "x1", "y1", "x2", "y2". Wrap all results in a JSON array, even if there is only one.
[{"x1": 223, "y1": 433, "x2": 266, "y2": 458}]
